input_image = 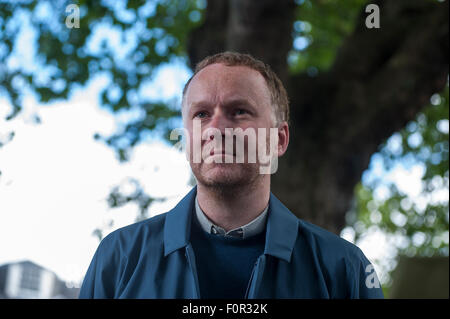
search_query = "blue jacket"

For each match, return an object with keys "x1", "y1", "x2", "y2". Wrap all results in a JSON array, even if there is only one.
[{"x1": 79, "y1": 187, "x2": 384, "y2": 298}]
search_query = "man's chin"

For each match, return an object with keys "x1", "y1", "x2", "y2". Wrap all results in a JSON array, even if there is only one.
[
  {"x1": 203, "y1": 169, "x2": 244, "y2": 185},
  {"x1": 194, "y1": 164, "x2": 258, "y2": 188}
]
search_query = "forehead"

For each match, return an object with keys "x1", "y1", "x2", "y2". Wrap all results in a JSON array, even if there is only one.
[{"x1": 184, "y1": 63, "x2": 271, "y2": 108}]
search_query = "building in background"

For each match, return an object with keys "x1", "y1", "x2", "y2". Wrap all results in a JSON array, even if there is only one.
[{"x1": 0, "y1": 260, "x2": 79, "y2": 299}]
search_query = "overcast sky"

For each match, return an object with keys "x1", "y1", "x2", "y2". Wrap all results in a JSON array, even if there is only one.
[{"x1": 0, "y1": 65, "x2": 194, "y2": 285}]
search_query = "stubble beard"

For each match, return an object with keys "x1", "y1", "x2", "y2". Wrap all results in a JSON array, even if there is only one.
[
  {"x1": 188, "y1": 127, "x2": 275, "y2": 197},
  {"x1": 190, "y1": 161, "x2": 262, "y2": 197}
]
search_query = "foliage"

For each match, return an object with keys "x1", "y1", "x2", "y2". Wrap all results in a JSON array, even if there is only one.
[
  {"x1": 93, "y1": 177, "x2": 166, "y2": 240},
  {"x1": 287, "y1": 0, "x2": 449, "y2": 292},
  {"x1": 346, "y1": 83, "x2": 449, "y2": 290},
  {"x1": 0, "y1": 0, "x2": 369, "y2": 157},
  {"x1": 0, "y1": 0, "x2": 204, "y2": 159},
  {"x1": 0, "y1": 0, "x2": 207, "y2": 238},
  {"x1": 289, "y1": 0, "x2": 367, "y2": 74}
]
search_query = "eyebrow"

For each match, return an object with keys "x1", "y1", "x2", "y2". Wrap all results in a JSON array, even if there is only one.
[
  {"x1": 224, "y1": 98, "x2": 256, "y2": 109},
  {"x1": 189, "y1": 98, "x2": 256, "y2": 112}
]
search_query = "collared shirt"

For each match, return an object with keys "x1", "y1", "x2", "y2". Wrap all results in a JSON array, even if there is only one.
[{"x1": 195, "y1": 195, "x2": 268, "y2": 239}]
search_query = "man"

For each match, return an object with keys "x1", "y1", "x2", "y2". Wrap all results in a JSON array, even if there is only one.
[{"x1": 79, "y1": 52, "x2": 384, "y2": 299}]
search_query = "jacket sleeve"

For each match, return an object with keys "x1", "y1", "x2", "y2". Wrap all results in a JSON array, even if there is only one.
[
  {"x1": 78, "y1": 234, "x2": 121, "y2": 298},
  {"x1": 349, "y1": 248, "x2": 384, "y2": 299}
]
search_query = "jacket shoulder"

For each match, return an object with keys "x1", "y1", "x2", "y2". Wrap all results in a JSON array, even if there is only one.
[
  {"x1": 99, "y1": 212, "x2": 167, "y2": 252},
  {"x1": 297, "y1": 219, "x2": 367, "y2": 263},
  {"x1": 296, "y1": 219, "x2": 383, "y2": 298},
  {"x1": 79, "y1": 213, "x2": 168, "y2": 298}
]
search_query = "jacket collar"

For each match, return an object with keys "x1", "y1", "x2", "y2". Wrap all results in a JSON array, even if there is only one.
[
  {"x1": 163, "y1": 186, "x2": 299, "y2": 262},
  {"x1": 264, "y1": 192, "x2": 299, "y2": 262},
  {"x1": 163, "y1": 187, "x2": 197, "y2": 256}
]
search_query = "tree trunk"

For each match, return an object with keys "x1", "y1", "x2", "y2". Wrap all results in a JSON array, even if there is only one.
[{"x1": 187, "y1": 0, "x2": 449, "y2": 234}]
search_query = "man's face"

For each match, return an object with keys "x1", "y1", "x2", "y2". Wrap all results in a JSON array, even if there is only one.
[{"x1": 183, "y1": 63, "x2": 277, "y2": 189}]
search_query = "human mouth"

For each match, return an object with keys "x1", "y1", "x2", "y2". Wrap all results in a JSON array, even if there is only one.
[{"x1": 210, "y1": 149, "x2": 234, "y2": 156}]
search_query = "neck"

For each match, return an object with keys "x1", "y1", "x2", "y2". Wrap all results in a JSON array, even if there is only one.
[{"x1": 196, "y1": 177, "x2": 270, "y2": 232}]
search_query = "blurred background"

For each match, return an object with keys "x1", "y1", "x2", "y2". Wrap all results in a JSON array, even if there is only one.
[{"x1": 0, "y1": 0, "x2": 448, "y2": 299}]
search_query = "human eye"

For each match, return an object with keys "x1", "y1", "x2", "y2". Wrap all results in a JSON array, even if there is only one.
[
  {"x1": 234, "y1": 108, "x2": 249, "y2": 116},
  {"x1": 194, "y1": 111, "x2": 208, "y2": 119}
]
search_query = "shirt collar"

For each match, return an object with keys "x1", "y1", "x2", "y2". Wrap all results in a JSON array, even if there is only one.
[
  {"x1": 194, "y1": 195, "x2": 268, "y2": 239},
  {"x1": 163, "y1": 186, "x2": 299, "y2": 262}
]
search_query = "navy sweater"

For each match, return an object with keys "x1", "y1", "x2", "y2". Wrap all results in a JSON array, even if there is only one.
[{"x1": 190, "y1": 214, "x2": 266, "y2": 299}]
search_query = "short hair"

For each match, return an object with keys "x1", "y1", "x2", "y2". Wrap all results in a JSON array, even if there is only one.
[{"x1": 182, "y1": 51, "x2": 290, "y2": 125}]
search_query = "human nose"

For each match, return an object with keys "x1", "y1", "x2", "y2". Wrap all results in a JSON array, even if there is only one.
[{"x1": 206, "y1": 108, "x2": 230, "y2": 137}]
